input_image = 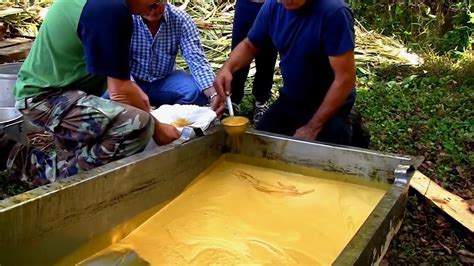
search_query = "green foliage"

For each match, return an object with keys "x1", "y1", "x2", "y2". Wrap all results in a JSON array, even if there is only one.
[
  {"x1": 437, "y1": 3, "x2": 473, "y2": 56},
  {"x1": 356, "y1": 54, "x2": 474, "y2": 185},
  {"x1": 349, "y1": 0, "x2": 474, "y2": 56},
  {"x1": 0, "y1": 170, "x2": 32, "y2": 200}
]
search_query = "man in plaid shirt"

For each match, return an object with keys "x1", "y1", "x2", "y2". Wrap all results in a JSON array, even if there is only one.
[{"x1": 105, "y1": 2, "x2": 224, "y2": 114}]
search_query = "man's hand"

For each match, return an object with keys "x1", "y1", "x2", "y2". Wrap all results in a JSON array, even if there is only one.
[
  {"x1": 153, "y1": 121, "x2": 181, "y2": 145},
  {"x1": 203, "y1": 87, "x2": 225, "y2": 117},
  {"x1": 293, "y1": 124, "x2": 321, "y2": 141},
  {"x1": 210, "y1": 95, "x2": 225, "y2": 117},
  {"x1": 213, "y1": 68, "x2": 233, "y2": 100}
]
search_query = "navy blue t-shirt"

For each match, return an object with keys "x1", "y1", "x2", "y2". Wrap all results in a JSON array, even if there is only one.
[
  {"x1": 248, "y1": 0, "x2": 355, "y2": 108},
  {"x1": 78, "y1": 0, "x2": 133, "y2": 80}
]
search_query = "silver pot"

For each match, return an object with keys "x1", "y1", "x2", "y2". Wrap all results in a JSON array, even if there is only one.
[
  {"x1": 0, "y1": 63, "x2": 22, "y2": 108},
  {"x1": 0, "y1": 107, "x2": 27, "y2": 144}
]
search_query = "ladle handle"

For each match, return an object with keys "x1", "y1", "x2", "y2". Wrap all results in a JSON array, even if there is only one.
[{"x1": 226, "y1": 96, "x2": 234, "y2": 117}]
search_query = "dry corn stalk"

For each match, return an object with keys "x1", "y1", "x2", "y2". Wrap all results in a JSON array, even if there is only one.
[{"x1": 1, "y1": 0, "x2": 420, "y2": 80}]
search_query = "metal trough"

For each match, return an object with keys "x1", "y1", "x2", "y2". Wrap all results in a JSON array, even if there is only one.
[{"x1": 0, "y1": 129, "x2": 420, "y2": 265}]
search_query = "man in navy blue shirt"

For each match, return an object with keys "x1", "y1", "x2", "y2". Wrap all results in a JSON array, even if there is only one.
[{"x1": 214, "y1": 0, "x2": 357, "y2": 145}]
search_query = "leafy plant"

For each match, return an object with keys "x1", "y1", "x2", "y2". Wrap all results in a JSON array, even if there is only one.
[
  {"x1": 349, "y1": 0, "x2": 473, "y2": 56},
  {"x1": 437, "y1": 3, "x2": 473, "y2": 56},
  {"x1": 356, "y1": 55, "x2": 474, "y2": 188}
]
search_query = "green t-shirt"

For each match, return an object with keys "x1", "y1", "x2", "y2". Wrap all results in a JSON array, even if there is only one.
[{"x1": 15, "y1": 0, "x2": 133, "y2": 100}]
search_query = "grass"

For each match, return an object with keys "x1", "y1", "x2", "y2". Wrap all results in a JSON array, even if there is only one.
[
  {"x1": 0, "y1": 170, "x2": 32, "y2": 200},
  {"x1": 358, "y1": 54, "x2": 474, "y2": 264},
  {"x1": 357, "y1": 54, "x2": 473, "y2": 194}
]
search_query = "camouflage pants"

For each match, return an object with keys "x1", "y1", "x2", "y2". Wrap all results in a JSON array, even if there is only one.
[{"x1": 8, "y1": 90, "x2": 154, "y2": 186}]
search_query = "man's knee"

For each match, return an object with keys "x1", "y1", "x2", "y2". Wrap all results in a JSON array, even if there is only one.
[
  {"x1": 168, "y1": 72, "x2": 205, "y2": 105},
  {"x1": 109, "y1": 107, "x2": 154, "y2": 153},
  {"x1": 102, "y1": 90, "x2": 110, "y2": 99},
  {"x1": 75, "y1": 105, "x2": 153, "y2": 171},
  {"x1": 317, "y1": 117, "x2": 352, "y2": 145},
  {"x1": 181, "y1": 83, "x2": 204, "y2": 104},
  {"x1": 256, "y1": 100, "x2": 297, "y2": 136}
]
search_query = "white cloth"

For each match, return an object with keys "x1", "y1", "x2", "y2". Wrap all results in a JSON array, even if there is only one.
[
  {"x1": 150, "y1": 104, "x2": 217, "y2": 132},
  {"x1": 145, "y1": 104, "x2": 216, "y2": 151}
]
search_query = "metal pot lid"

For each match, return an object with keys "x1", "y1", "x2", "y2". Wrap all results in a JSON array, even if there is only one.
[{"x1": 0, "y1": 107, "x2": 23, "y2": 124}]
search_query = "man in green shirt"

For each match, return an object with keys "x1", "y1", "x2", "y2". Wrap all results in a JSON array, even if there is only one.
[{"x1": 0, "y1": 0, "x2": 180, "y2": 186}]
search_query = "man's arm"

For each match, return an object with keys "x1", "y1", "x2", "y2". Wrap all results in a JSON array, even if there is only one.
[
  {"x1": 213, "y1": 38, "x2": 260, "y2": 99},
  {"x1": 179, "y1": 13, "x2": 224, "y2": 114},
  {"x1": 79, "y1": 2, "x2": 152, "y2": 112},
  {"x1": 79, "y1": 2, "x2": 178, "y2": 145},
  {"x1": 180, "y1": 14, "x2": 214, "y2": 92},
  {"x1": 293, "y1": 50, "x2": 356, "y2": 140},
  {"x1": 108, "y1": 77, "x2": 180, "y2": 145},
  {"x1": 107, "y1": 78, "x2": 151, "y2": 112}
]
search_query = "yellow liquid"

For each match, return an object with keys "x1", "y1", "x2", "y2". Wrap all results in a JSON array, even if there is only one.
[
  {"x1": 230, "y1": 135, "x2": 241, "y2": 153},
  {"x1": 79, "y1": 157, "x2": 386, "y2": 265}
]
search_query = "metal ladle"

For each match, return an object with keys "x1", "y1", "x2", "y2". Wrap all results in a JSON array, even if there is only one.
[{"x1": 221, "y1": 96, "x2": 249, "y2": 136}]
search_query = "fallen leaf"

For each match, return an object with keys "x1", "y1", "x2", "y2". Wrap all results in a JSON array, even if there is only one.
[
  {"x1": 458, "y1": 249, "x2": 474, "y2": 257},
  {"x1": 465, "y1": 199, "x2": 474, "y2": 213},
  {"x1": 456, "y1": 166, "x2": 468, "y2": 179},
  {"x1": 459, "y1": 255, "x2": 474, "y2": 264},
  {"x1": 438, "y1": 241, "x2": 452, "y2": 255}
]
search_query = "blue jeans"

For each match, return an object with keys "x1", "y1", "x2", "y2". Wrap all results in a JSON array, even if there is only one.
[
  {"x1": 256, "y1": 90, "x2": 356, "y2": 145},
  {"x1": 103, "y1": 71, "x2": 208, "y2": 107}
]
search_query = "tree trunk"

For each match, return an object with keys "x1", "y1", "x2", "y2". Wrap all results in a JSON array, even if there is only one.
[{"x1": 440, "y1": 1, "x2": 455, "y2": 36}]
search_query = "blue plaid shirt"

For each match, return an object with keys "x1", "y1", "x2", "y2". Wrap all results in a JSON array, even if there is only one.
[{"x1": 130, "y1": 5, "x2": 215, "y2": 91}]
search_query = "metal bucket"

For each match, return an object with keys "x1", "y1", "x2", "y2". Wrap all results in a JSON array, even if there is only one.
[
  {"x1": 0, "y1": 107, "x2": 27, "y2": 144},
  {"x1": 0, "y1": 63, "x2": 22, "y2": 107}
]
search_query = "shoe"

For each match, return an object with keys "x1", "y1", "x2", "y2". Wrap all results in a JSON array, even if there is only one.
[
  {"x1": 0, "y1": 131, "x2": 17, "y2": 171},
  {"x1": 253, "y1": 101, "x2": 269, "y2": 125}
]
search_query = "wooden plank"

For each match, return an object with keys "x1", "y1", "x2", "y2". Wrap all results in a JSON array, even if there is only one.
[
  {"x1": 0, "y1": 38, "x2": 32, "y2": 49},
  {"x1": 0, "y1": 42, "x2": 33, "y2": 63},
  {"x1": 410, "y1": 171, "x2": 474, "y2": 232},
  {"x1": 0, "y1": 8, "x2": 23, "y2": 18}
]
